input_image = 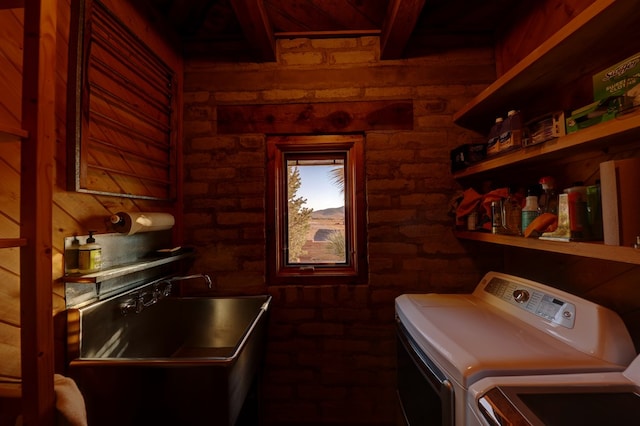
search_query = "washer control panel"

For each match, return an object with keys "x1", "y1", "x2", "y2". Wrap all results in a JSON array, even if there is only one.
[{"x1": 483, "y1": 277, "x2": 576, "y2": 328}]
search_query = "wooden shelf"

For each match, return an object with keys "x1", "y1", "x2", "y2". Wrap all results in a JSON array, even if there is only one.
[
  {"x1": 453, "y1": 0, "x2": 640, "y2": 133},
  {"x1": 64, "y1": 252, "x2": 193, "y2": 284},
  {"x1": 451, "y1": 0, "x2": 640, "y2": 266},
  {"x1": 453, "y1": 111, "x2": 640, "y2": 178},
  {"x1": 0, "y1": 238, "x2": 28, "y2": 248},
  {"x1": 456, "y1": 231, "x2": 640, "y2": 265},
  {"x1": 0, "y1": 123, "x2": 28, "y2": 142}
]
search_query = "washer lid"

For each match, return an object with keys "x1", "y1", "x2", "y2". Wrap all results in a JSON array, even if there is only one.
[
  {"x1": 468, "y1": 354, "x2": 640, "y2": 426},
  {"x1": 478, "y1": 385, "x2": 640, "y2": 426},
  {"x1": 396, "y1": 292, "x2": 632, "y2": 389}
]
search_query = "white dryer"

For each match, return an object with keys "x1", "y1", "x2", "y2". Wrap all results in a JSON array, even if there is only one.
[{"x1": 395, "y1": 271, "x2": 636, "y2": 425}]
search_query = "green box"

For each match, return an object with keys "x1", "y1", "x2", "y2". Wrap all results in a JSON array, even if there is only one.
[
  {"x1": 592, "y1": 52, "x2": 640, "y2": 104},
  {"x1": 565, "y1": 97, "x2": 620, "y2": 134}
]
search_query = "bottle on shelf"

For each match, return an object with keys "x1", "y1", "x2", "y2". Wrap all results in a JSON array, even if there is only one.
[
  {"x1": 521, "y1": 188, "x2": 540, "y2": 234},
  {"x1": 499, "y1": 109, "x2": 523, "y2": 153},
  {"x1": 502, "y1": 188, "x2": 523, "y2": 235},
  {"x1": 486, "y1": 117, "x2": 503, "y2": 156},
  {"x1": 78, "y1": 231, "x2": 102, "y2": 274},
  {"x1": 538, "y1": 176, "x2": 559, "y2": 215},
  {"x1": 565, "y1": 182, "x2": 591, "y2": 240}
]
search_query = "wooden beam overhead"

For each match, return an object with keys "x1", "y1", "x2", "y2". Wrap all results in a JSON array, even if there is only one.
[
  {"x1": 229, "y1": 0, "x2": 276, "y2": 62},
  {"x1": 217, "y1": 100, "x2": 413, "y2": 134},
  {"x1": 380, "y1": 0, "x2": 426, "y2": 59}
]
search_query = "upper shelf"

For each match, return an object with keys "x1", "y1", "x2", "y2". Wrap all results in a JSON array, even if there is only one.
[
  {"x1": 453, "y1": 0, "x2": 640, "y2": 132},
  {"x1": 452, "y1": 110, "x2": 640, "y2": 179},
  {"x1": 455, "y1": 230, "x2": 640, "y2": 265}
]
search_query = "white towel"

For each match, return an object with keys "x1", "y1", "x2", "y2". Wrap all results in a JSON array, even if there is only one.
[{"x1": 54, "y1": 374, "x2": 88, "y2": 426}]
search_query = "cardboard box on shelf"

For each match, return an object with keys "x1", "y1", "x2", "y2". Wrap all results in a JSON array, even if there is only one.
[
  {"x1": 593, "y1": 52, "x2": 640, "y2": 112},
  {"x1": 565, "y1": 97, "x2": 622, "y2": 134},
  {"x1": 524, "y1": 111, "x2": 565, "y2": 146}
]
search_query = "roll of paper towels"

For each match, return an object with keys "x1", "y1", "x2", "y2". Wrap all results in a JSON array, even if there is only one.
[{"x1": 109, "y1": 212, "x2": 175, "y2": 235}]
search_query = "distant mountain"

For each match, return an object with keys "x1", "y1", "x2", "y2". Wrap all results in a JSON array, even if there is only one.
[{"x1": 311, "y1": 206, "x2": 344, "y2": 218}]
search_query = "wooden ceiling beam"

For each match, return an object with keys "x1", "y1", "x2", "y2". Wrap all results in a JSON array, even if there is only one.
[
  {"x1": 380, "y1": 0, "x2": 426, "y2": 59},
  {"x1": 229, "y1": 0, "x2": 276, "y2": 62}
]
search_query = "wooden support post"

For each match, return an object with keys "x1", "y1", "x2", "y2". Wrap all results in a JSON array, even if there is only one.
[{"x1": 20, "y1": 0, "x2": 56, "y2": 424}]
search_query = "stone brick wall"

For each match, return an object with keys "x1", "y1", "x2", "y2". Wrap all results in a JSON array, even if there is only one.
[{"x1": 182, "y1": 37, "x2": 503, "y2": 425}]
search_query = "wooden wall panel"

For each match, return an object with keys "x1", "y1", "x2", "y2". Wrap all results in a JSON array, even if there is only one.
[
  {"x1": 0, "y1": 144, "x2": 21, "y2": 237},
  {"x1": 53, "y1": 0, "x2": 183, "y2": 282},
  {"x1": 0, "y1": 324, "x2": 21, "y2": 378},
  {"x1": 0, "y1": 248, "x2": 20, "y2": 379},
  {"x1": 0, "y1": 9, "x2": 23, "y2": 129},
  {"x1": 495, "y1": 0, "x2": 596, "y2": 76},
  {"x1": 0, "y1": 269, "x2": 20, "y2": 371},
  {"x1": 0, "y1": 257, "x2": 20, "y2": 324},
  {"x1": 0, "y1": 0, "x2": 182, "y2": 399},
  {"x1": 0, "y1": 96, "x2": 21, "y2": 384}
]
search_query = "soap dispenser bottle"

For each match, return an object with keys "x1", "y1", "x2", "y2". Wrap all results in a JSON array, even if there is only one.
[
  {"x1": 65, "y1": 234, "x2": 81, "y2": 273},
  {"x1": 78, "y1": 231, "x2": 102, "y2": 274}
]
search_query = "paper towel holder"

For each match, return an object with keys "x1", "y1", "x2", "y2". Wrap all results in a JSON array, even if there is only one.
[{"x1": 109, "y1": 212, "x2": 175, "y2": 235}]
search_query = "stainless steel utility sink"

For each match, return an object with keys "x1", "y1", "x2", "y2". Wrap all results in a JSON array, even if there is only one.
[{"x1": 66, "y1": 287, "x2": 271, "y2": 426}]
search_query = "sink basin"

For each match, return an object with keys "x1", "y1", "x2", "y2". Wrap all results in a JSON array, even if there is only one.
[{"x1": 66, "y1": 292, "x2": 271, "y2": 426}]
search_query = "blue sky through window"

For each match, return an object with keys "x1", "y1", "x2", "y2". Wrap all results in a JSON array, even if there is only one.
[{"x1": 297, "y1": 165, "x2": 344, "y2": 211}]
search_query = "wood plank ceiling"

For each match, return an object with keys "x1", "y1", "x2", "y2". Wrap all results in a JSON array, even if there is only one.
[{"x1": 135, "y1": 0, "x2": 530, "y2": 61}]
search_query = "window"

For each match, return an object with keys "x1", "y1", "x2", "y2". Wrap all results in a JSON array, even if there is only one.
[{"x1": 267, "y1": 135, "x2": 367, "y2": 284}]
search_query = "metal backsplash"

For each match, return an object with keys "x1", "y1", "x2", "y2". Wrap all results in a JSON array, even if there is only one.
[{"x1": 63, "y1": 231, "x2": 189, "y2": 308}]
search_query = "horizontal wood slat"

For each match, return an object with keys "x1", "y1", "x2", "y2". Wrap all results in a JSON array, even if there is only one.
[
  {"x1": 0, "y1": 125, "x2": 28, "y2": 142},
  {"x1": 0, "y1": 239, "x2": 26, "y2": 248},
  {"x1": 217, "y1": 100, "x2": 413, "y2": 134}
]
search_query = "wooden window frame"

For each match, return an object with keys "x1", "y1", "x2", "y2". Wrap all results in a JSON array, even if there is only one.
[{"x1": 267, "y1": 134, "x2": 367, "y2": 285}]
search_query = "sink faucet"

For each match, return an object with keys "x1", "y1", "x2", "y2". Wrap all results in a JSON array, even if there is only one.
[{"x1": 163, "y1": 274, "x2": 212, "y2": 289}]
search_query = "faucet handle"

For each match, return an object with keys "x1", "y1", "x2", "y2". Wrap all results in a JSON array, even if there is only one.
[
  {"x1": 161, "y1": 282, "x2": 173, "y2": 296},
  {"x1": 119, "y1": 298, "x2": 138, "y2": 315}
]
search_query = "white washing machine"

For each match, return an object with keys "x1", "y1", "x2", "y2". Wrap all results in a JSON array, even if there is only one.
[
  {"x1": 395, "y1": 271, "x2": 637, "y2": 426},
  {"x1": 467, "y1": 353, "x2": 640, "y2": 425}
]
